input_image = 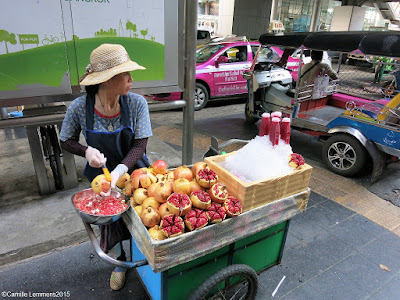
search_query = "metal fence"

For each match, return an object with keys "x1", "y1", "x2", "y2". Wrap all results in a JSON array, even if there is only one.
[{"x1": 333, "y1": 55, "x2": 399, "y2": 101}]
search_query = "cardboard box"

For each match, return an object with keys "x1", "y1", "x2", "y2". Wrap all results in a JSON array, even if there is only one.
[{"x1": 205, "y1": 152, "x2": 312, "y2": 212}]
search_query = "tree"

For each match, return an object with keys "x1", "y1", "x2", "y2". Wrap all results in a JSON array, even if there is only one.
[{"x1": 0, "y1": 30, "x2": 17, "y2": 54}]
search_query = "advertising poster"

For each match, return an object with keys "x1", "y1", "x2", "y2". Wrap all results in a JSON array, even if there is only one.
[{"x1": 0, "y1": 0, "x2": 165, "y2": 99}]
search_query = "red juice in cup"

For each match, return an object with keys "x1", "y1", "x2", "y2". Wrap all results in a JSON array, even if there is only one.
[
  {"x1": 281, "y1": 117, "x2": 291, "y2": 144},
  {"x1": 259, "y1": 113, "x2": 271, "y2": 136},
  {"x1": 269, "y1": 117, "x2": 281, "y2": 146}
]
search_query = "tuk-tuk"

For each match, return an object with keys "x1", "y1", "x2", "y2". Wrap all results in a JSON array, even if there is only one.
[{"x1": 245, "y1": 31, "x2": 400, "y2": 181}]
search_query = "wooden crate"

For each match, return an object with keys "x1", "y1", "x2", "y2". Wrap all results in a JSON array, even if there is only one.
[{"x1": 205, "y1": 152, "x2": 312, "y2": 212}]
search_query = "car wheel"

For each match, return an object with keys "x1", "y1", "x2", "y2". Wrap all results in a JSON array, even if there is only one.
[
  {"x1": 322, "y1": 134, "x2": 367, "y2": 177},
  {"x1": 244, "y1": 101, "x2": 259, "y2": 124},
  {"x1": 194, "y1": 83, "x2": 209, "y2": 111}
]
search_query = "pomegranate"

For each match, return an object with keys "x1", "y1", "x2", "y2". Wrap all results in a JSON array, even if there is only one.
[
  {"x1": 224, "y1": 197, "x2": 242, "y2": 217},
  {"x1": 191, "y1": 161, "x2": 207, "y2": 177},
  {"x1": 123, "y1": 181, "x2": 133, "y2": 197},
  {"x1": 172, "y1": 177, "x2": 191, "y2": 195},
  {"x1": 147, "y1": 182, "x2": 159, "y2": 197},
  {"x1": 165, "y1": 171, "x2": 175, "y2": 185},
  {"x1": 209, "y1": 183, "x2": 228, "y2": 204},
  {"x1": 152, "y1": 160, "x2": 168, "y2": 174},
  {"x1": 174, "y1": 165, "x2": 193, "y2": 181},
  {"x1": 184, "y1": 208, "x2": 208, "y2": 231},
  {"x1": 206, "y1": 203, "x2": 226, "y2": 223},
  {"x1": 196, "y1": 168, "x2": 218, "y2": 188},
  {"x1": 134, "y1": 205, "x2": 142, "y2": 216},
  {"x1": 167, "y1": 193, "x2": 192, "y2": 216},
  {"x1": 91, "y1": 174, "x2": 111, "y2": 195},
  {"x1": 154, "y1": 182, "x2": 173, "y2": 203},
  {"x1": 190, "y1": 190, "x2": 211, "y2": 210},
  {"x1": 289, "y1": 153, "x2": 305, "y2": 169},
  {"x1": 148, "y1": 225, "x2": 167, "y2": 241},
  {"x1": 116, "y1": 173, "x2": 131, "y2": 189},
  {"x1": 189, "y1": 180, "x2": 204, "y2": 193},
  {"x1": 132, "y1": 188, "x2": 148, "y2": 205},
  {"x1": 142, "y1": 197, "x2": 160, "y2": 210},
  {"x1": 140, "y1": 206, "x2": 161, "y2": 227},
  {"x1": 158, "y1": 203, "x2": 173, "y2": 219},
  {"x1": 160, "y1": 214, "x2": 185, "y2": 237},
  {"x1": 131, "y1": 169, "x2": 157, "y2": 189},
  {"x1": 156, "y1": 174, "x2": 166, "y2": 183}
]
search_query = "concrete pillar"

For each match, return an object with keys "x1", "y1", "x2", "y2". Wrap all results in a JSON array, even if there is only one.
[
  {"x1": 270, "y1": 0, "x2": 279, "y2": 21},
  {"x1": 232, "y1": 0, "x2": 272, "y2": 40},
  {"x1": 309, "y1": 0, "x2": 322, "y2": 32},
  {"x1": 330, "y1": 6, "x2": 367, "y2": 31},
  {"x1": 218, "y1": 0, "x2": 235, "y2": 36}
]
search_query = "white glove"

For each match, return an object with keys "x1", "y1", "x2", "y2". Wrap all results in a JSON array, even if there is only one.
[
  {"x1": 100, "y1": 164, "x2": 128, "y2": 197},
  {"x1": 85, "y1": 146, "x2": 106, "y2": 168}
]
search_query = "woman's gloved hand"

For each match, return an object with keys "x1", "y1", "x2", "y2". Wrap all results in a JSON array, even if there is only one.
[
  {"x1": 85, "y1": 146, "x2": 106, "y2": 168},
  {"x1": 100, "y1": 164, "x2": 129, "y2": 197}
]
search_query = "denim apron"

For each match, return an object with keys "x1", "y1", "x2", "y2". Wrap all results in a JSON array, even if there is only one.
[{"x1": 84, "y1": 93, "x2": 149, "y2": 252}]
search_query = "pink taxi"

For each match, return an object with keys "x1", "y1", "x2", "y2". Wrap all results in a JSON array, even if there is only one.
[
  {"x1": 148, "y1": 41, "x2": 326, "y2": 110},
  {"x1": 149, "y1": 40, "x2": 279, "y2": 110}
]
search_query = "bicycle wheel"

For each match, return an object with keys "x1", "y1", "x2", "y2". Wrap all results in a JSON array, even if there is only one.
[
  {"x1": 47, "y1": 126, "x2": 64, "y2": 190},
  {"x1": 189, "y1": 264, "x2": 258, "y2": 300}
]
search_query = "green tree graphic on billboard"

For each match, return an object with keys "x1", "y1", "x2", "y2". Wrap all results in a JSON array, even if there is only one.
[
  {"x1": 141, "y1": 28, "x2": 148, "y2": 39},
  {"x1": 0, "y1": 30, "x2": 17, "y2": 53},
  {"x1": 126, "y1": 20, "x2": 137, "y2": 37}
]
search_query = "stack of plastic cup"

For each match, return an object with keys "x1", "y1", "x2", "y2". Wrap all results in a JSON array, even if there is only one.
[
  {"x1": 259, "y1": 113, "x2": 271, "y2": 136},
  {"x1": 281, "y1": 117, "x2": 291, "y2": 144},
  {"x1": 269, "y1": 117, "x2": 281, "y2": 146}
]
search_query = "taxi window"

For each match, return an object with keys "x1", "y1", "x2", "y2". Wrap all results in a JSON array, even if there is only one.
[
  {"x1": 257, "y1": 47, "x2": 280, "y2": 63},
  {"x1": 220, "y1": 46, "x2": 248, "y2": 63},
  {"x1": 196, "y1": 44, "x2": 225, "y2": 63}
]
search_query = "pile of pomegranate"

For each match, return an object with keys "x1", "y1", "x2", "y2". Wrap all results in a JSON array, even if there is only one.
[{"x1": 118, "y1": 160, "x2": 243, "y2": 241}]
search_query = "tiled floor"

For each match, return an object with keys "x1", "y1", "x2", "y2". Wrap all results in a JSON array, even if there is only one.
[
  {"x1": 1, "y1": 192, "x2": 399, "y2": 300},
  {"x1": 256, "y1": 192, "x2": 400, "y2": 300}
]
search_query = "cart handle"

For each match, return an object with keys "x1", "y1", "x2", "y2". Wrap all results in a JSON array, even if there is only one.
[{"x1": 83, "y1": 221, "x2": 148, "y2": 269}]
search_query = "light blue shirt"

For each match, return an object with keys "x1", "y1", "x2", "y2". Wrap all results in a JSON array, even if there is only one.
[{"x1": 60, "y1": 92, "x2": 152, "y2": 141}]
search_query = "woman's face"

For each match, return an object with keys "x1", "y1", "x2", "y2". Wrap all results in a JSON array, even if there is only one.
[{"x1": 107, "y1": 72, "x2": 133, "y2": 95}]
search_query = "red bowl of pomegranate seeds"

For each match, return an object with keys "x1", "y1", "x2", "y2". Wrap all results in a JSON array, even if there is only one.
[{"x1": 71, "y1": 189, "x2": 130, "y2": 225}]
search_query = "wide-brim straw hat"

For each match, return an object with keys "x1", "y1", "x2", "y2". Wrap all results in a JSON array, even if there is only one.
[{"x1": 79, "y1": 43, "x2": 145, "y2": 86}]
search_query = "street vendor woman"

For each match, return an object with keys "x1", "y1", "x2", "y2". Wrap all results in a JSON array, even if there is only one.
[{"x1": 60, "y1": 44, "x2": 152, "y2": 291}]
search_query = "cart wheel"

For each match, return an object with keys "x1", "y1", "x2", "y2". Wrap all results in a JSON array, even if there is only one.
[
  {"x1": 194, "y1": 83, "x2": 209, "y2": 111},
  {"x1": 322, "y1": 134, "x2": 367, "y2": 177},
  {"x1": 188, "y1": 264, "x2": 258, "y2": 300},
  {"x1": 244, "y1": 101, "x2": 259, "y2": 124}
]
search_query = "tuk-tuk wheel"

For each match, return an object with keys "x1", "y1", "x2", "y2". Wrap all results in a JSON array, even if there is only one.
[
  {"x1": 194, "y1": 83, "x2": 209, "y2": 111},
  {"x1": 244, "y1": 101, "x2": 259, "y2": 124},
  {"x1": 188, "y1": 264, "x2": 258, "y2": 300},
  {"x1": 322, "y1": 134, "x2": 367, "y2": 177}
]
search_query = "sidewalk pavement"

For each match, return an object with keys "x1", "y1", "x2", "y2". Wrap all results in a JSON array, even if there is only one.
[
  {"x1": 1, "y1": 129, "x2": 400, "y2": 299},
  {"x1": 1, "y1": 191, "x2": 399, "y2": 300}
]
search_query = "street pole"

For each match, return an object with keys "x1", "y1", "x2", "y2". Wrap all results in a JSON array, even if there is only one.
[{"x1": 182, "y1": 0, "x2": 197, "y2": 165}]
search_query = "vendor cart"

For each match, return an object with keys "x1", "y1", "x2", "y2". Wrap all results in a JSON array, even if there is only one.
[{"x1": 77, "y1": 183, "x2": 309, "y2": 300}]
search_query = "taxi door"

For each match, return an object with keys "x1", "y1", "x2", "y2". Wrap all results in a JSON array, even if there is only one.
[{"x1": 212, "y1": 45, "x2": 251, "y2": 97}]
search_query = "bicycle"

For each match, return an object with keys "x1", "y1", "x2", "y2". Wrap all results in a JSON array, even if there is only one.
[
  {"x1": 39, "y1": 125, "x2": 64, "y2": 190},
  {"x1": 42, "y1": 34, "x2": 59, "y2": 45}
]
